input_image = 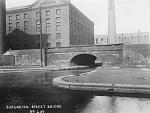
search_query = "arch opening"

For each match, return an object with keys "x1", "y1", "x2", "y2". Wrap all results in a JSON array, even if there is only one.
[{"x1": 70, "y1": 54, "x2": 102, "y2": 67}]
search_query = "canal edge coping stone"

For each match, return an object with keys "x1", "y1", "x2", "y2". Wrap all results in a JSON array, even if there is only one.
[{"x1": 52, "y1": 75, "x2": 150, "y2": 94}]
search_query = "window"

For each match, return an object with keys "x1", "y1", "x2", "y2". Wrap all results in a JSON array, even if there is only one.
[
  {"x1": 9, "y1": 23, "x2": 13, "y2": 34},
  {"x1": 46, "y1": 10, "x2": 50, "y2": 16},
  {"x1": 46, "y1": 18, "x2": 51, "y2": 32},
  {"x1": 24, "y1": 28, "x2": 28, "y2": 33},
  {"x1": 56, "y1": 42, "x2": 61, "y2": 47},
  {"x1": 46, "y1": 18, "x2": 50, "y2": 24},
  {"x1": 46, "y1": 43, "x2": 51, "y2": 48},
  {"x1": 101, "y1": 38, "x2": 103, "y2": 42},
  {"x1": 36, "y1": 20, "x2": 40, "y2": 25},
  {"x1": 56, "y1": 33, "x2": 61, "y2": 39},
  {"x1": 56, "y1": 17, "x2": 61, "y2": 23},
  {"x1": 46, "y1": 26, "x2": 51, "y2": 32},
  {"x1": 16, "y1": 22, "x2": 20, "y2": 29},
  {"x1": 74, "y1": 13, "x2": 76, "y2": 18},
  {"x1": 24, "y1": 21, "x2": 28, "y2": 27},
  {"x1": 9, "y1": 16, "x2": 12, "y2": 21},
  {"x1": 36, "y1": 12, "x2": 40, "y2": 17},
  {"x1": 9, "y1": 23, "x2": 12, "y2": 28},
  {"x1": 9, "y1": 27, "x2": 13, "y2": 34},
  {"x1": 24, "y1": 13, "x2": 27, "y2": 19},
  {"x1": 16, "y1": 15, "x2": 20, "y2": 20},
  {"x1": 96, "y1": 38, "x2": 98, "y2": 43},
  {"x1": 47, "y1": 34, "x2": 51, "y2": 39},
  {"x1": 56, "y1": 25, "x2": 61, "y2": 31},
  {"x1": 118, "y1": 37, "x2": 121, "y2": 42},
  {"x1": 56, "y1": 9, "x2": 61, "y2": 15},
  {"x1": 36, "y1": 27, "x2": 40, "y2": 33}
]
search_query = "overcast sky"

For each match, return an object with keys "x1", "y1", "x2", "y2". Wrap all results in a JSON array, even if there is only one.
[{"x1": 6, "y1": 0, "x2": 150, "y2": 35}]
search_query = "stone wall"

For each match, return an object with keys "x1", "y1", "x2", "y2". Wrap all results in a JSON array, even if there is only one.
[
  {"x1": 2, "y1": 44, "x2": 149, "y2": 67},
  {"x1": 14, "y1": 49, "x2": 45, "y2": 66},
  {"x1": 1, "y1": 44, "x2": 123, "y2": 67},
  {"x1": 123, "y1": 44, "x2": 150, "y2": 67}
]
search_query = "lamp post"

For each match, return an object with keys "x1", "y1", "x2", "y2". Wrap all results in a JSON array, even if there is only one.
[{"x1": 39, "y1": 6, "x2": 43, "y2": 67}]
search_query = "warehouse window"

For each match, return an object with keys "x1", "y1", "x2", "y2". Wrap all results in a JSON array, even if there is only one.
[
  {"x1": 46, "y1": 10, "x2": 50, "y2": 16},
  {"x1": 36, "y1": 12, "x2": 40, "y2": 17},
  {"x1": 56, "y1": 9, "x2": 61, "y2": 15},
  {"x1": 9, "y1": 16, "x2": 12, "y2": 21},
  {"x1": 56, "y1": 33, "x2": 61, "y2": 39},
  {"x1": 36, "y1": 27, "x2": 40, "y2": 33},
  {"x1": 16, "y1": 15, "x2": 20, "y2": 20},
  {"x1": 56, "y1": 25, "x2": 61, "y2": 31},
  {"x1": 16, "y1": 22, "x2": 20, "y2": 29},
  {"x1": 46, "y1": 18, "x2": 51, "y2": 24},
  {"x1": 46, "y1": 26, "x2": 51, "y2": 32},
  {"x1": 24, "y1": 13, "x2": 28, "y2": 19},
  {"x1": 24, "y1": 21, "x2": 28, "y2": 27},
  {"x1": 36, "y1": 20, "x2": 40, "y2": 25},
  {"x1": 56, "y1": 42, "x2": 61, "y2": 47},
  {"x1": 46, "y1": 43, "x2": 51, "y2": 48}
]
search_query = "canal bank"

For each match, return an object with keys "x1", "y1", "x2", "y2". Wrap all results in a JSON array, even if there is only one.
[{"x1": 53, "y1": 67, "x2": 150, "y2": 95}]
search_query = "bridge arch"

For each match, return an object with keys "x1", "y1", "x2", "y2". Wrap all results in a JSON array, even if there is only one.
[{"x1": 70, "y1": 54, "x2": 102, "y2": 67}]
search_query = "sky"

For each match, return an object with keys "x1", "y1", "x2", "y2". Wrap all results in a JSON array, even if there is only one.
[{"x1": 6, "y1": 0, "x2": 150, "y2": 35}]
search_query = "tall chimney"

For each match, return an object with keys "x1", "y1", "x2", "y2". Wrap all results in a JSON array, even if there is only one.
[
  {"x1": 0, "y1": 0, "x2": 6, "y2": 54},
  {"x1": 108, "y1": 0, "x2": 116, "y2": 44}
]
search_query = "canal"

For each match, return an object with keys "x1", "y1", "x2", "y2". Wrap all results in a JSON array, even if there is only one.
[{"x1": 0, "y1": 69, "x2": 150, "y2": 113}]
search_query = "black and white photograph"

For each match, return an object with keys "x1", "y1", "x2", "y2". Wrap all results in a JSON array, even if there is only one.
[{"x1": 0, "y1": 0, "x2": 150, "y2": 113}]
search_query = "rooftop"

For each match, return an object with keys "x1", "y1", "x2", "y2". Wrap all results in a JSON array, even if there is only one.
[{"x1": 7, "y1": 0, "x2": 69, "y2": 11}]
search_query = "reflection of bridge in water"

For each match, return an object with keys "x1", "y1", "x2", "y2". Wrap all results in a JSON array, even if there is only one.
[{"x1": 46, "y1": 44, "x2": 123, "y2": 67}]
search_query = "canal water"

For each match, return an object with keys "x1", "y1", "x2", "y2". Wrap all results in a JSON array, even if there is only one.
[{"x1": 0, "y1": 69, "x2": 150, "y2": 113}]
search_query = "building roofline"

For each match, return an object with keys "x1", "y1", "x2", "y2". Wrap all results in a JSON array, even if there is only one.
[
  {"x1": 6, "y1": 0, "x2": 69, "y2": 14},
  {"x1": 6, "y1": 5, "x2": 32, "y2": 11},
  {"x1": 69, "y1": 3, "x2": 94, "y2": 23},
  {"x1": 6, "y1": 4, "x2": 68, "y2": 15}
]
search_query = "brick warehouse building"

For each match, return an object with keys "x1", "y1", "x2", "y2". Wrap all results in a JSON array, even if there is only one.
[{"x1": 6, "y1": 0, "x2": 94, "y2": 50}]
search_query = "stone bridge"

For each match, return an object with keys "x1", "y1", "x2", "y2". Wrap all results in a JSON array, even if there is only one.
[{"x1": 46, "y1": 44, "x2": 123, "y2": 67}]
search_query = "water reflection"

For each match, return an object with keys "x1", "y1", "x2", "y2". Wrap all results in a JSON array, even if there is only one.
[
  {"x1": 115, "y1": 97, "x2": 150, "y2": 113},
  {"x1": 80, "y1": 96, "x2": 150, "y2": 113},
  {"x1": 81, "y1": 96, "x2": 113, "y2": 113},
  {"x1": 0, "y1": 69, "x2": 150, "y2": 113}
]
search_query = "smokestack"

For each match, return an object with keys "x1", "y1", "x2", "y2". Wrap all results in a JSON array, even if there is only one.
[
  {"x1": 0, "y1": 0, "x2": 6, "y2": 54},
  {"x1": 108, "y1": 0, "x2": 117, "y2": 44}
]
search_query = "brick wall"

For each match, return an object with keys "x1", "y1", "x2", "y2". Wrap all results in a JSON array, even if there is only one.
[{"x1": 0, "y1": 55, "x2": 15, "y2": 66}]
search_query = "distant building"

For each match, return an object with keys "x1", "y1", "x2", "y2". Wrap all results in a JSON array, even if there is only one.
[
  {"x1": 6, "y1": 0, "x2": 94, "y2": 49},
  {"x1": 95, "y1": 31, "x2": 150, "y2": 45}
]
